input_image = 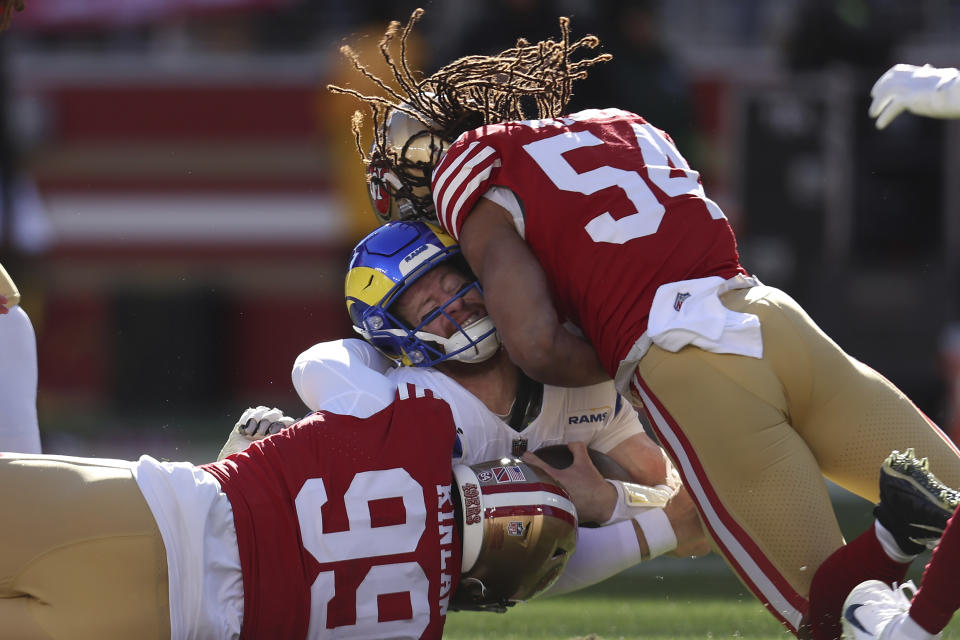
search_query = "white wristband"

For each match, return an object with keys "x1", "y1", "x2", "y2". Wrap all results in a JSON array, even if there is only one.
[
  {"x1": 634, "y1": 508, "x2": 678, "y2": 559},
  {"x1": 601, "y1": 479, "x2": 674, "y2": 526}
]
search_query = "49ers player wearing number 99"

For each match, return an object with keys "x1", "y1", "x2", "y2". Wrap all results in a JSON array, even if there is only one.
[
  {"x1": 0, "y1": 387, "x2": 577, "y2": 639},
  {"x1": 329, "y1": 9, "x2": 960, "y2": 640}
]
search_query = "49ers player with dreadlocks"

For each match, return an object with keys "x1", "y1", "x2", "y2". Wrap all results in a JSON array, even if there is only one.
[{"x1": 329, "y1": 9, "x2": 960, "y2": 639}]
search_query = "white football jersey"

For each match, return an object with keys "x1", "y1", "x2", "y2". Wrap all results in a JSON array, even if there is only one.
[{"x1": 291, "y1": 339, "x2": 645, "y2": 464}]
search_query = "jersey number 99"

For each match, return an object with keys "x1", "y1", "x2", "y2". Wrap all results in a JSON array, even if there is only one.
[{"x1": 296, "y1": 468, "x2": 431, "y2": 639}]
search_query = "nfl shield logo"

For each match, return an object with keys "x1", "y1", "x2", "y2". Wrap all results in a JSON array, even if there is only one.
[
  {"x1": 674, "y1": 291, "x2": 691, "y2": 311},
  {"x1": 512, "y1": 438, "x2": 528, "y2": 456},
  {"x1": 507, "y1": 521, "x2": 526, "y2": 536}
]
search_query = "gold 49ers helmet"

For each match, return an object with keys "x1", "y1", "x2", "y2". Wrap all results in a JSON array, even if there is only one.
[
  {"x1": 367, "y1": 108, "x2": 452, "y2": 224},
  {"x1": 451, "y1": 457, "x2": 578, "y2": 612}
]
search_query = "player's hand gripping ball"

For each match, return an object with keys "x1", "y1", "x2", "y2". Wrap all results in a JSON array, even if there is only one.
[
  {"x1": 532, "y1": 444, "x2": 632, "y2": 482},
  {"x1": 526, "y1": 443, "x2": 634, "y2": 525}
]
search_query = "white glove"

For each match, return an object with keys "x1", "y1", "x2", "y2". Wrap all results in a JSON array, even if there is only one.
[
  {"x1": 869, "y1": 63, "x2": 960, "y2": 129},
  {"x1": 217, "y1": 405, "x2": 295, "y2": 460}
]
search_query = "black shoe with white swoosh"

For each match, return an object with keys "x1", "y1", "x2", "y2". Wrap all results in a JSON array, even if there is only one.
[{"x1": 873, "y1": 448, "x2": 960, "y2": 555}]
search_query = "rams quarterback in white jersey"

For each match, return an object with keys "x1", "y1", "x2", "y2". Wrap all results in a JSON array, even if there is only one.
[
  {"x1": 276, "y1": 220, "x2": 710, "y2": 594},
  {"x1": 300, "y1": 221, "x2": 661, "y2": 472},
  {"x1": 294, "y1": 338, "x2": 641, "y2": 466}
]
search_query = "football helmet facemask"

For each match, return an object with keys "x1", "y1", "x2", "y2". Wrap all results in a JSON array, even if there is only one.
[
  {"x1": 367, "y1": 109, "x2": 450, "y2": 224},
  {"x1": 345, "y1": 220, "x2": 500, "y2": 367},
  {"x1": 451, "y1": 457, "x2": 578, "y2": 612}
]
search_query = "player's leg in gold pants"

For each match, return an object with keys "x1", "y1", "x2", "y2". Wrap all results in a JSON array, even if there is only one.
[
  {"x1": 631, "y1": 285, "x2": 960, "y2": 633},
  {"x1": 0, "y1": 454, "x2": 170, "y2": 640}
]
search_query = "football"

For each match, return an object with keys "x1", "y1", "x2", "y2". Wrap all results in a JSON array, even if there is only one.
[{"x1": 532, "y1": 444, "x2": 632, "y2": 482}]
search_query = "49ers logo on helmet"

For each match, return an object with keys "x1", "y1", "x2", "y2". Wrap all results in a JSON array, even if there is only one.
[
  {"x1": 367, "y1": 161, "x2": 392, "y2": 217},
  {"x1": 462, "y1": 482, "x2": 481, "y2": 525}
]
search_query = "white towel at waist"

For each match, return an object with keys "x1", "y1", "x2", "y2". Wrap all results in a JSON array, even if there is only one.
[{"x1": 613, "y1": 274, "x2": 762, "y2": 395}]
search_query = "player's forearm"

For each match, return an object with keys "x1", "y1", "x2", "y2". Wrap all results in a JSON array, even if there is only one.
[
  {"x1": 598, "y1": 478, "x2": 709, "y2": 561},
  {"x1": 460, "y1": 199, "x2": 609, "y2": 387},
  {"x1": 606, "y1": 433, "x2": 671, "y2": 487},
  {"x1": 479, "y1": 235, "x2": 608, "y2": 385},
  {"x1": 663, "y1": 485, "x2": 711, "y2": 558},
  {"x1": 542, "y1": 507, "x2": 684, "y2": 598},
  {"x1": 541, "y1": 520, "x2": 644, "y2": 597},
  {"x1": 507, "y1": 324, "x2": 609, "y2": 387}
]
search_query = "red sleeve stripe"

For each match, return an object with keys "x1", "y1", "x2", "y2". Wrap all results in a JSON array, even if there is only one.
[
  {"x1": 436, "y1": 145, "x2": 496, "y2": 215},
  {"x1": 446, "y1": 157, "x2": 501, "y2": 236},
  {"x1": 434, "y1": 142, "x2": 498, "y2": 237},
  {"x1": 434, "y1": 140, "x2": 481, "y2": 196}
]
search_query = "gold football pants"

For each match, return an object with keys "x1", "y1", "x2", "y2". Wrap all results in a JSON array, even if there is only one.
[
  {"x1": 630, "y1": 285, "x2": 960, "y2": 634},
  {"x1": 0, "y1": 454, "x2": 170, "y2": 640}
]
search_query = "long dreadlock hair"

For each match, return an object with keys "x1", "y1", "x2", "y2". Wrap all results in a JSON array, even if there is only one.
[{"x1": 328, "y1": 8, "x2": 611, "y2": 222}]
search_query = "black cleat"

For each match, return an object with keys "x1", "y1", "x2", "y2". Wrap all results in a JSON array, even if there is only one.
[{"x1": 874, "y1": 448, "x2": 960, "y2": 555}]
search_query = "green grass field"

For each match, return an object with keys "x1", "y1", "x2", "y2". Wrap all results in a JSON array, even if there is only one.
[{"x1": 443, "y1": 557, "x2": 960, "y2": 639}]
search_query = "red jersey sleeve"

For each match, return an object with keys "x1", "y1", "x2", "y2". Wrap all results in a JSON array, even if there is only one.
[{"x1": 432, "y1": 137, "x2": 502, "y2": 240}]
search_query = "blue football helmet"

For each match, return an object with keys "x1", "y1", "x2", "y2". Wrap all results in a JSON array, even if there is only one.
[{"x1": 345, "y1": 220, "x2": 500, "y2": 367}]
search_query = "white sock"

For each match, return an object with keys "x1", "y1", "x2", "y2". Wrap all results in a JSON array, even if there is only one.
[
  {"x1": 889, "y1": 613, "x2": 939, "y2": 640},
  {"x1": 875, "y1": 520, "x2": 919, "y2": 563}
]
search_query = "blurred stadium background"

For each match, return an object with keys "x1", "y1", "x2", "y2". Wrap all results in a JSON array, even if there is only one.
[{"x1": 2, "y1": 0, "x2": 960, "y2": 471}]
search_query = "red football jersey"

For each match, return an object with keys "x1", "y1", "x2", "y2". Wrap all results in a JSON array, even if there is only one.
[
  {"x1": 202, "y1": 386, "x2": 461, "y2": 639},
  {"x1": 433, "y1": 108, "x2": 746, "y2": 376}
]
